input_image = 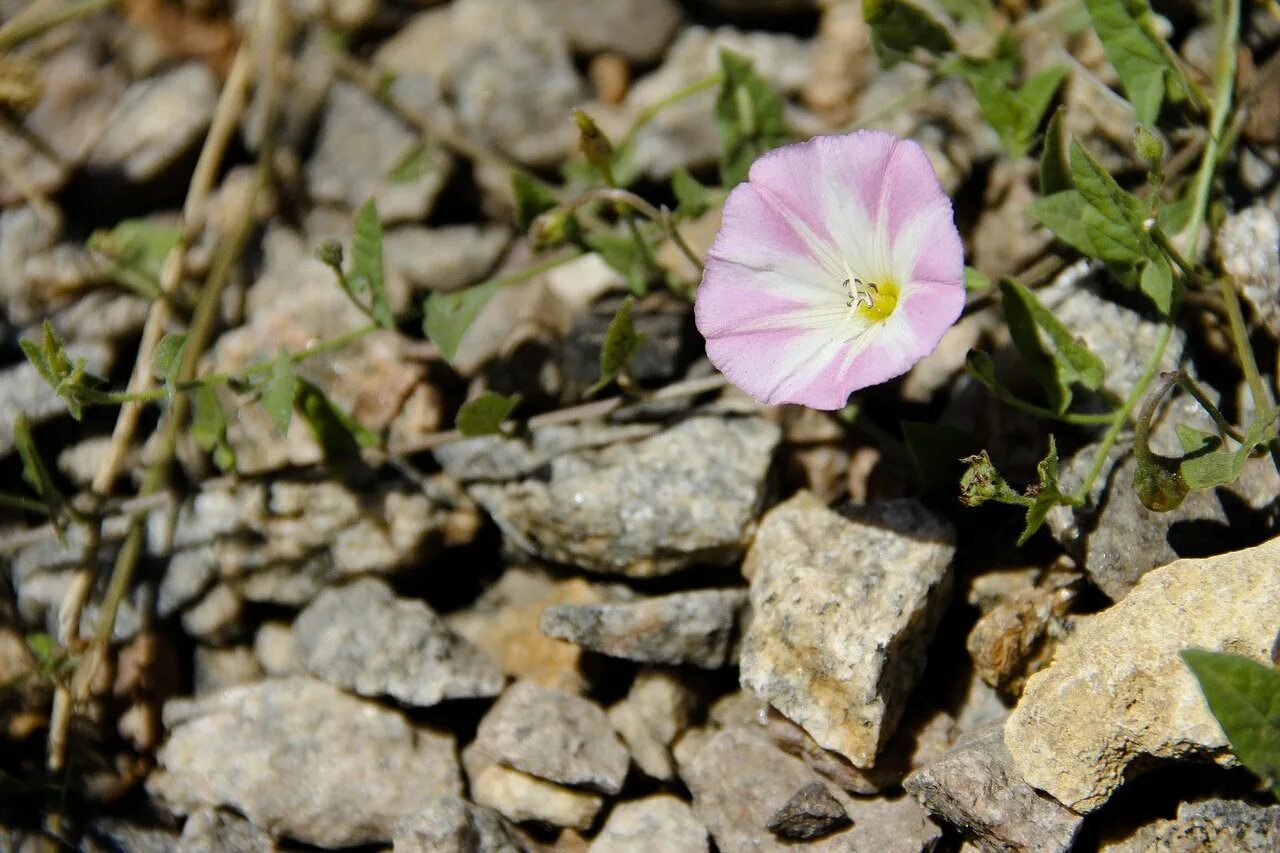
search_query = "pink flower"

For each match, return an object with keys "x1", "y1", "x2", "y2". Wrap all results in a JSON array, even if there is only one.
[{"x1": 694, "y1": 130, "x2": 965, "y2": 410}]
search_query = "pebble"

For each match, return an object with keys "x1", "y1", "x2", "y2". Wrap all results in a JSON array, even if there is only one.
[
  {"x1": 469, "y1": 416, "x2": 780, "y2": 577},
  {"x1": 740, "y1": 492, "x2": 955, "y2": 767},
  {"x1": 1004, "y1": 536, "x2": 1280, "y2": 813},
  {"x1": 471, "y1": 680, "x2": 630, "y2": 794},
  {"x1": 149, "y1": 677, "x2": 461, "y2": 847},
  {"x1": 589, "y1": 796, "x2": 708, "y2": 852},
  {"x1": 293, "y1": 578, "x2": 505, "y2": 707},
  {"x1": 541, "y1": 588, "x2": 747, "y2": 668},
  {"x1": 392, "y1": 796, "x2": 531, "y2": 852}
]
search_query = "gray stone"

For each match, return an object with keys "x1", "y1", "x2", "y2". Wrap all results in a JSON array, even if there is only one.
[
  {"x1": 181, "y1": 583, "x2": 246, "y2": 645},
  {"x1": 193, "y1": 645, "x2": 263, "y2": 695},
  {"x1": 607, "y1": 668, "x2": 699, "y2": 781},
  {"x1": 590, "y1": 796, "x2": 708, "y2": 853},
  {"x1": 532, "y1": 0, "x2": 683, "y2": 62},
  {"x1": 306, "y1": 81, "x2": 451, "y2": 223},
  {"x1": 89, "y1": 63, "x2": 217, "y2": 182},
  {"x1": 740, "y1": 492, "x2": 955, "y2": 767},
  {"x1": 178, "y1": 809, "x2": 276, "y2": 852},
  {"x1": 393, "y1": 796, "x2": 530, "y2": 852},
  {"x1": 157, "y1": 546, "x2": 218, "y2": 618},
  {"x1": 470, "y1": 416, "x2": 779, "y2": 577},
  {"x1": 470, "y1": 762, "x2": 604, "y2": 830},
  {"x1": 0, "y1": 44, "x2": 125, "y2": 206},
  {"x1": 1004, "y1": 537, "x2": 1280, "y2": 813},
  {"x1": 683, "y1": 727, "x2": 942, "y2": 852},
  {"x1": 254, "y1": 621, "x2": 303, "y2": 677},
  {"x1": 384, "y1": 224, "x2": 511, "y2": 293},
  {"x1": 905, "y1": 723, "x2": 1083, "y2": 852},
  {"x1": 621, "y1": 26, "x2": 812, "y2": 178},
  {"x1": 82, "y1": 820, "x2": 178, "y2": 853},
  {"x1": 541, "y1": 589, "x2": 746, "y2": 668},
  {"x1": 473, "y1": 680, "x2": 629, "y2": 794},
  {"x1": 0, "y1": 206, "x2": 60, "y2": 326},
  {"x1": 293, "y1": 577, "x2": 505, "y2": 707},
  {"x1": 149, "y1": 677, "x2": 461, "y2": 847},
  {"x1": 376, "y1": 0, "x2": 586, "y2": 168},
  {"x1": 435, "y1": 422, "x2": 662, "y2": 483},
  {"x1": 1102, "y1": 798, "x2": 1280, "y2": 852},
  {"x1": 766, "y1": 781, "x2": 851, "y2": 840},
  {"x1": 1220, "y1": 205, "x2": 1280, "y2": 336}
]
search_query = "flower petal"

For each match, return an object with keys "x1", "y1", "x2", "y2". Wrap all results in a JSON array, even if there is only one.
[
  {"x1": 705, "y1": 325, "x2": 857, "y2": 409},
  {"x1": 890, "y1": 196, "x2": 965, "y2": 288}
]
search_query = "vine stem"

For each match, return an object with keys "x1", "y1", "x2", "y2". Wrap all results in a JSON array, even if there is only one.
[
  {"x1": 0, "y1": 0, "x2": 115, "y2": 49},
  {"x1": 43, "y1": 43, "x2": 255, "y2": 788},
  {"x1": 537, "y1": 187, "x2": 705, "y2": 274},
  {"x1": 1070, "y1": 0, "x2": 1242, "y2": 504}
]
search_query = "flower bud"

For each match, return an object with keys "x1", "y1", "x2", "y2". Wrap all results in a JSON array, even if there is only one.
[
  {"x1": 574, "y1": 108, "x2": 614, "y2": 182},
  {"x1": 315, "y1": 239, "x2": 344, "y2": 269},
  {"x1": 1134, "y1": 125, "x2": 1164, "y2": 167}
]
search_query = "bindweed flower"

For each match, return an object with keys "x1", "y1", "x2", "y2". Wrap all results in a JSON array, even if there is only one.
[{"x1": 694, "y1": 130, "x2": 964, "y2": 409}]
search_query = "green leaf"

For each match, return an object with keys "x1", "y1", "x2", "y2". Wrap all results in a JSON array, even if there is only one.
[
  {"x1": 386, "y1": 142, "x2": 431, "y2": 183},
  {"x1": 513, "y1": 172, "x2": 560, "y2": 233},
  {"x1": 352, "y1": 199, "x2": 393, "y2": 328},
  {"x1": 191, "y1": 385, "x2": 236, "y2": 472},
  {"x1": 424, "y1": 279, "x2": 500, "y2": 364},
  {"x1": 1018, "y1": 435, "x2": 1070, "y2": 545},
  {"x1": 25, "y1": 633, "x2": 59, "y2": 673},
  {"x1": 152, "y1": 332, "x2": 188, "y2": 394},
  {"x1": 1040, "y1": 107, "x2": 1072, "y2": 195},
  {"x1": 961, "y1": 60, "x2": 1068, "y2": 157},
  {"x1": 902, "y1": 421, "x2": 973, "y2": 494},
  {"x1": 1029, "y1": 190, "x2": 1099, "y2": 257},
  {"x1": 964, "y1": 266, "x2": 993, "y2": 293},
  {"x1": 1182, "y1": 649, "x2": 1280, "y2": 798},
  {"x1": 714, "y1": 49, "x2": 790, "y2": 187},
  {"x1": 12, "y1": 413, "x2": 65, "y2": 518},
  {"x1": 584, "y1": 233, "x2": 650, "y2": 296},
  {"x1": 86, "y1": 219, "x2": 181, "y2": 299},
  {"x1": 959, "y1": 449, "x2": 1024, "y2": 507},
  {"x1": 456, "y1": 392, "x2": 523, "y2": 437},
  {"x1": 1084, "y1": 0, "x2": 1181, "y2": 126},
  {"x1": 1174, "y1": 422, "x2": 1220, "y2": 455},
  {"x1": 589, "y1": 297, "x2": 644, "y2": 396},
  {"x1": 1001, "y1": 278, "x2": 1106, "y2": 412},
  {"x1": 260, "y1": 350, "x2": 296, "y2": 435},
  {"x1": 672, "y1": 168, "x2": 711, "y2": 220},
  {"x1": 295, "y1": 378, "x2": 379, "y2": 464},
  {"x1": 1180, "y1": 405, "x2": 1280, "y2": 490},
  {"x1": 863, "y1": 0, "x2": 955, "y2": 66},
  {"x1": 1139, "y1": 255, "x2": 1174, "y2": 315},
  {"x1": 1069, "y1": 141, "x2": 1153, "y2": 266}
]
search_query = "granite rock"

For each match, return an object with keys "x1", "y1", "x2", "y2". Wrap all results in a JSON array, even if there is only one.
[
  {"x1": 740, "y1": 492, "x2": 955, "y2": 766},
  {"x1": 1101, "y1": 798, "x2": 1280, "y2": 852},
  {"x1": 540, "y1": 589, "x2": 746, "y2": 668},
  {"x1": 393, "y1": 796, "x2": 531, "y2": 852},
  {"x1": 607, "y1": 668, "x2": 699, "y2": 781},
  {"x1": 590, "y1": 796, "x2": 708, "y2": 853},
  {"x1": 178, "y1": 809, "x2": 276, "y2": 853},
  {"x1": 1004, "y1": 537, "x2": 1280, "y2": 812},
  {"x1": 469, "y1": 761, "x2": 604, "y2": 830},
  {"x1": 905, "y1": 723, "x2": 1083, "y2": 852},
  {"x1": 293, "y1": 578, "x2": 505, "y2": 707},
  {"x1": 470, "y1": 416, "x2": 779, "y2": 577},
  {"x1": 473, "y1": 680, "x2": 630, "y2": 794},
  {"x1": 149, "y1": 677, "x2": 461, "y2": 847},
  {"x1": 1219, "y1": 205, "x2": 1280, "y2": 337}
]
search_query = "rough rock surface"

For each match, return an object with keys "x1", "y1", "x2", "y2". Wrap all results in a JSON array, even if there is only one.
[
  {"x1": 469, "y1": 762, "x2": 604, "y2": 830},
  {"x1": 376, "y1": 0, "x2": 586, "y2": 167},
  {"x1": 306, "y1": 81, "x2": 451, "y2": 222},
  {"x1": 293, "y1": 578, "x2": 505, "y2": 707},
  {"x1": 905, "y1": 723, "x2": 1083, "y2": 852},
  {"x1": 178, "y1": 809, "x2": 276, "y2": 853},
  {"x1": 608, "y1": 668, "x2": 699, "y2": 781},
  {"x1": 966, "y1": 571, "x2": 1078, "y2": 696},
  {"x1": 740, "y1": 492, "x2": 955, "y2": 766},
  {"x1": 470, "y1": 416, "x2": 779, "y2": 576},
  {"x1": 1219, "y1": 205, "x2": 1280, "y2": 337},
  {"x1": 683, "y1": 727, "x2": 942, "y2": 852},
  {"x1": 473, "y1": 680, "x2": 630, "y2": 794},
  {"x1": 89, "y1": 63, "x2": 217, "y2": 182},
  {"x1": 449, "y1": 567, "x2": 605, "y2": 693},
  {"x1": 149, "y1": 678, "x2": 461, "y2": 847},
  {"x1": 540, "y1": 589, "x2": 746, "y2": 668},
  {"x1": 1004, "y1": 537, "x2": 1280, "y2": 812},
  {"x1": 392, "y1": 797, "x2": 530, "y2": 852},
  {"x1": 533, "y1": 0, "x2": 683, "y2": 62},
  {"x1": 590, "y1": 796, "x2": 708, "y2": 852},
  {"x1": 1101, "y1": 798, "x2": 1280, "y2": 852},
  {"x1": 766, "y1": 781, "x2": 851, "y2": 840}
]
